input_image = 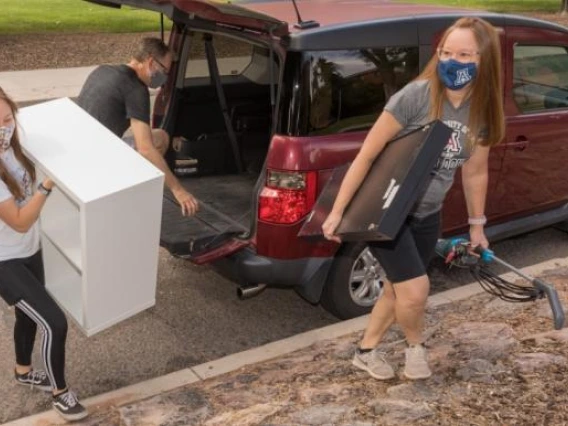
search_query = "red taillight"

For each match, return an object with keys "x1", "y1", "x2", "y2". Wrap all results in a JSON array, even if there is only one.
[{"x1": 258, "y1": 171, "x2": 317, "y2": 224}]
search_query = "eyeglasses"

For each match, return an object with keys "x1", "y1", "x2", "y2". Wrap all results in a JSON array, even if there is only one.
[
  {"x1": 437, "y1": 48, "x2": 480, "y2": 63},
  {"x1": 152, "y1": 57, "x2": 170, "y2": 73}
]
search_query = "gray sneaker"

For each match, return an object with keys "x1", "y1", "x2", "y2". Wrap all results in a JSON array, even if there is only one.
[
  {"x1": 404, "y1": 344, "x2": 432, "y2": 379},
  {"x1": 352, "y1": 349, "x2": 395, "y2": 380},
  {"x1": 52, "y1": 389, "x2": 88, "y2": 422},
  {"x1": 15, "y1": 369, "x2": 51, "y2": 392}
]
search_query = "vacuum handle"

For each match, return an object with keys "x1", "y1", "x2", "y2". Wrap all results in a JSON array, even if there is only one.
[
  {"x1": 473, "y1": 245, "x2": 495, "y2": 263},
  {"x1": 534, "y1": 279, "x2": 566, "y2": 330}
]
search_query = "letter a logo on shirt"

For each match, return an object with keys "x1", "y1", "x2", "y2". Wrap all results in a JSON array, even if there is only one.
[
  {"x1": 445, "y1": 130, "x2": 461, "y2": 154},
  {"x1": 455, "y1": 69, "x2": 471, "y2": 85}
]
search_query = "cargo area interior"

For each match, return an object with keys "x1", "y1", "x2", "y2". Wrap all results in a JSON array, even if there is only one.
[{"x1": 160, "y1": 31, "x2": 278, "y2": 256}]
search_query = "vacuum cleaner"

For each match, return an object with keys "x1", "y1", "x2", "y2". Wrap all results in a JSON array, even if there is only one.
[{"x1": 435, "y1": 238, "x2": 565, "y2": 330}]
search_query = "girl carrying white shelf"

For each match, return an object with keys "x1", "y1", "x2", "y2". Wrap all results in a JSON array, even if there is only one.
[{"x1": 0, "y1": 87, "x2": 88, "y2": 422}]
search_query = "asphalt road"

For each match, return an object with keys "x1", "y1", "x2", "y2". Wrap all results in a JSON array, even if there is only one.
[{"x1": 1, "y1": 225, "x2": 567, "y2": 423}]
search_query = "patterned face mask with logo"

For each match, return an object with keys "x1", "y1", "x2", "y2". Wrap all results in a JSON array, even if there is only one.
[
  {"x1": 0, "y1": 124, "x2": 15, "y2": 151},
  {"x1": 437, "y1": 59, "x2": 477, "y2": 91}
]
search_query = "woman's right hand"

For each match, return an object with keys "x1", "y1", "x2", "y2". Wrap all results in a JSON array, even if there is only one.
[
  {"x1": 322, "y1": 211, "x2": 343, "y2": 243},
  {"x1": 42, "y1": 178, "x2": 55, "y2": 190}
]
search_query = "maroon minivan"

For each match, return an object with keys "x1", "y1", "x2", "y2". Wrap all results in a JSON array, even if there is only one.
[{"x1": 88, "y1": 0, "x2": 568, "y2": 319}]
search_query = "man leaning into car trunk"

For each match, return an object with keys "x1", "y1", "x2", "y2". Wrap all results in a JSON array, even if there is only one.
[{"x1": 77, "y1": 37, "x2": 198, "y2": 217}]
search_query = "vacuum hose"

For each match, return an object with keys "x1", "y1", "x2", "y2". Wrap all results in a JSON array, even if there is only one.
[{"x1": 436, "y1": 238, "x2": 565, "y2": 330}]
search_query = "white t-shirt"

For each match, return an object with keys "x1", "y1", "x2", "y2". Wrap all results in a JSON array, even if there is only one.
[{"x1": 0, "y1": 148, "x2": 39, "y2": 261}]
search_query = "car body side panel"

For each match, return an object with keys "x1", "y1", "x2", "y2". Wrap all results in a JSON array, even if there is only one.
[
  {"x1": 500, "y1": 26, "x2": 568, "y2": 218},
  {"x1": 266, "y1": 133, "x2": 364, "y2": 171}
]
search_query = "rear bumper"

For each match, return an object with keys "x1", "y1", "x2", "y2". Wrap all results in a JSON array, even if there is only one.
[{"x1": 213, "y1": 247, "x2": 333, "y2": 303}]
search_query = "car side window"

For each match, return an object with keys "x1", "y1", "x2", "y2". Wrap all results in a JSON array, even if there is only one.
[
  {"x1": 513, "y1": 45, "x2": 568, "y2": 113},
  {"x1": 305, "y1": 47, "x2": 419, "y2": 135},
  {"x1": 184, "y1": 32, "x2": 254, "y2": 79}
]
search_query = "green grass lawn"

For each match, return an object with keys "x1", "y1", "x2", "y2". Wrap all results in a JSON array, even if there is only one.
[
  {"x1": 0, "y1": 0, "x2": 563, "y2": 34},
  {"x1": 398, "y1": 0, "x2": 562, "y2": 13},
  {"x1": 0, "y1": 0, "x2": 169, "y2": 34}
]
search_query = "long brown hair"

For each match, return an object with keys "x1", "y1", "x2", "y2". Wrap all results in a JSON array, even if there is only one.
[
  {"x1": 418, "y1": 17, "x2": 505, "y2": 147},
  {"x1": 0, "y1": 87, "x2": 36, "y2": 200}
]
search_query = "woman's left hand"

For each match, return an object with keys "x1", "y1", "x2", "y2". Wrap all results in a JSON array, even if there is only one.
[{"x1": 469, "y1": 225, "x2": 489, "y2": 250}]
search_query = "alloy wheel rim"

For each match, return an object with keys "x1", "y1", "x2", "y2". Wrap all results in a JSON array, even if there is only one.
[{"x1": 349, "y1": 247, "x2": 384, "y2": 307}]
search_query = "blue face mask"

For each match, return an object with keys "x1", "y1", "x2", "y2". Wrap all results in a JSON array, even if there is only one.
[{"x1": 437, "y1": 59, "x2": 477, "y2": 91}]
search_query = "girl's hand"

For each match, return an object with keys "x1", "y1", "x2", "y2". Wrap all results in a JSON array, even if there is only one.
[
  {"x1": 469, "y1": 225, "x2": 489, "y2": 250},
  {"x1": 42, "y1": 178, "x2": 55, "y2": 190},
  {"x1": 322, "y1": 211, "x2": 343, "y2": 243}
]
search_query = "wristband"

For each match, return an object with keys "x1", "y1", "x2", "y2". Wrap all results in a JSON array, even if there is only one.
[
  {"x1": 468, "y1": 215, "x2": 487, "y2": 226},
  {"x1": 37, "y1": 183, "x2": 52, "y2": 197}
]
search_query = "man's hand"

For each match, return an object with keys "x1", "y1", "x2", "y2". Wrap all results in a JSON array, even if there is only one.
[{"x1": 172, "y1": 187, "x2": 198, "y2": 216}]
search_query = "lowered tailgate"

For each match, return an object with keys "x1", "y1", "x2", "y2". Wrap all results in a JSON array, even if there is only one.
[{"x1": 160, "y1": 174, "x2": 255, "y2": 259}]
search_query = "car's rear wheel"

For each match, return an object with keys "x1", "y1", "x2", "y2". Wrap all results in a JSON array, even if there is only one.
[{"x1": 320, "y1": 242, "x2": 385, "y2": 319}]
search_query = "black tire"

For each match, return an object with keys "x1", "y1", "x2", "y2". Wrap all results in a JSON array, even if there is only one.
[
  {"x1": 320, "y1": 242, "x2": 385, "y2": 319},
  {"x1": 554, "y1": 220, "x2": 568, "y2": 233}
]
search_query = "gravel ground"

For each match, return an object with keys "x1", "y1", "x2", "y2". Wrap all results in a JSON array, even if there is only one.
[
  {"x1": 33, "y1": 269, "x2": 568, "y2": 425},
  {"x1": 1, "y1": 12, "x2": 567, "y2": 72},
  {"x1": 0, "y1": 32, "x2": 164, "y2": 72}
]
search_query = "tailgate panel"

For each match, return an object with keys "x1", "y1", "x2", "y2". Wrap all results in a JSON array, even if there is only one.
[{"x1": 160, "y1": 174, "x2": 256, "y2": 256}]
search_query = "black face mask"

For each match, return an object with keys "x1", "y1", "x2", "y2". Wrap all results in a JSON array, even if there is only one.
[{"x1": 149, "y1": 68, "x2": 168, "y2": 89}]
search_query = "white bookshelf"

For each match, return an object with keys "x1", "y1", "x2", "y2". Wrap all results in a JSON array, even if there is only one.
[{"x1": 18, "y1": 98, "x2": 165, "y2": 336}]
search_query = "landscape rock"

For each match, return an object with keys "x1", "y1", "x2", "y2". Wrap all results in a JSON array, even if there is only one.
[
  {"x1": 371, "y1": 399, "x2": 434, "y2": 425},
  {"x1": 288, "y1": 404, "x2": 354, "y2": 425},
  {"x1": 449, "y1": 322, "x2": 518, "y2": 360},
  {"x1": 512, "y1": 352, "x2": 567, "y2": 374},
  {"x1": 522, "y1": 328, "x2": 568, "y2": 345}
]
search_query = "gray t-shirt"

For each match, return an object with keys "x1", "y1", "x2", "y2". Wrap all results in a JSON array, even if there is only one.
[
  {"x1": 77, "y1": 65, "x2": 150, "y2": 137},
  {"x1": 385, "y1": 80, "x2": 474, "y2": 218},
  {"x1": 0, "y1": 148, "x2": 39, "y2": 261}
]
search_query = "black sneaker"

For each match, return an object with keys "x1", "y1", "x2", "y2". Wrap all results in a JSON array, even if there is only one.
[
  {"x1": 15, "y1": 369, "x2": 52, "y2": 392},
  {"x1": 52, "y1": 389, "x2": 88, "y2": 422}
]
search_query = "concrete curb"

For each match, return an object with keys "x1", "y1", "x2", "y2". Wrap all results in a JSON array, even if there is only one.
[{"x1": 3, "y1": 256, "x2": 567, "y2": 426}]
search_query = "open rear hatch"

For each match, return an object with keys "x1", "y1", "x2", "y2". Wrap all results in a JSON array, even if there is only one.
[
  {"x1": 84, "y1": 0, "x2": 289, "y2": 36},
  {"x1": 84, "y1": 0, "x2": 283, "y2": 261}
]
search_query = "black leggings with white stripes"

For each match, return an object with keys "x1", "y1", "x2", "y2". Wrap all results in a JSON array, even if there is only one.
[{"x1": 0, "y1": 251, "x2": 68, "y2": 391}]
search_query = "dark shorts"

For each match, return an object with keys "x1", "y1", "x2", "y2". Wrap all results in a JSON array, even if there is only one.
[
  {"x1": 0, "y1": 250, "x2": 45, "y2": 306},
  {"x1": 367, "y1": 212, "x2": 441, "y2": 283}
]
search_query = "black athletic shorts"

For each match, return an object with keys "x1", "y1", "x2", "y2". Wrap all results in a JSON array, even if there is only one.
[
  {"x1": 0, "y1": 250, "x2": 45, "y2": 306},
  {"x1": 367, "y1": 212, "x2": 441, "y2": 283}
]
